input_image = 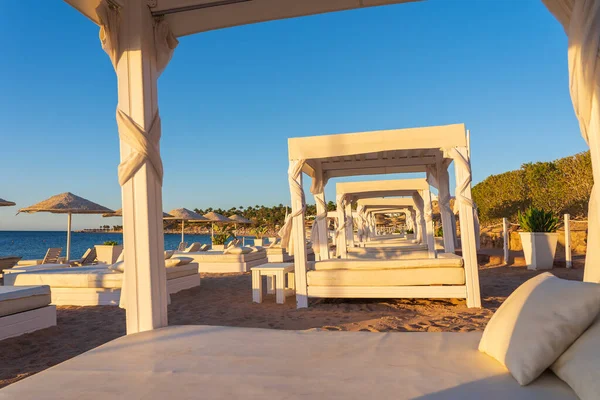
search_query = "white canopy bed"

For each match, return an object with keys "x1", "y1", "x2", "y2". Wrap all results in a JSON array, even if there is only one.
[{"x1": 5, "y1": 1, "x2": 596, "y2": 398}]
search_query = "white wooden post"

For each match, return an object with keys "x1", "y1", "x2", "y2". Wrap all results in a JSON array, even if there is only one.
[
  {"x1": 421, "y1": 189, "x2": 436, "y2": 258},
  {"x1": 503, "y1": 217, "x2": 509, "y2": 265},
  {"x1": 116, "y1": 0, "x2": 169, "y2": 333},
  {"x1": 437, "y1": 162, "x2": 455, "y2": 253},
  {"x1": 345, "y1": 202, "x2": 354, "y2": 248},
  {"x1": 412, "y1": 193, "x2": 425, "y2": 244},
  {"x1": 336, "y1": 194, "x2": 348, "y2": 258},
  {"x1": 289, "y1": 160, "x2": 308, "y2": 308},
  {"x1": 564, "y1": 214, "x2": 572, "y2": 268},
  {"x1": 453, "y1": 146, "x2": 481, "y2": 308},
  {"x1": 66, "y1": 213, "x2": 72, "y2": 262}
]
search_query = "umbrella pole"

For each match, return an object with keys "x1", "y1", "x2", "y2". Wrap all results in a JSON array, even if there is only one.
[
  {"x1": 211, "y1": 223, "x2": 214, "y2": 243},
  {"x1": 66, "y1": 212, "x2": 72, "y2": 262},
  {"x1": 181, "y1": 220, "x2": 185, "y2": 244}
]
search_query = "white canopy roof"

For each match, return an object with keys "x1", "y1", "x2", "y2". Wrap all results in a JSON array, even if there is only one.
[
  {"x1": 66, "y1": 0, "x2": 418, "y2": 37},
  {"x1": 357, "y1": 197, "x2": 416, "y2": 208},
  {"x1": 289, "y1": 124, "x2": 465, "y2": 179},
  {"x1": 337, "y1": 178, "x2": 429, "y2": 201}
]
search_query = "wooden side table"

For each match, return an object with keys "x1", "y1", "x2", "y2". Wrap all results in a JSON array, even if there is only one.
[{"x1": 251, "y1": 263, "x2": 295, "y2": 304}]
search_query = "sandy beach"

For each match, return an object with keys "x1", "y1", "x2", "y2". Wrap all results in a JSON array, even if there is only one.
[{"x1": 0, "y1": 259, "x2": 584, "y2": 389}]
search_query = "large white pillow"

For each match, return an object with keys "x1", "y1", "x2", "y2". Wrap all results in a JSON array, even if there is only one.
[
  {"x1": 552, "y1": 315, "x2": 600, "y2": 400},
  {"x1": 224, "y1": 246, "x2": 252, "y2": 255},
  {"x1": 110, "y1": 261, "x2": 125, "y2": 272},
  {"x1": 478, "y1": 272, "x2": 600, "y2": 385}
]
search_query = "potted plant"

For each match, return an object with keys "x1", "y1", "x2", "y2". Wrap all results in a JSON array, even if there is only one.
[
  {"x1": 212, "y1": 225, "x2": 235, "y2": 251},
  {"x1": 95, "y1": 240, "x2": 123, "y2": 264},
  {"x1": 518, "y1": 207, "x2": 559, "y2": 270},
  {"x1": 405, "y1": 228, "x2": 415, "y2": 240},
  {"x1": 251, "y1": 226, "x2": 268, "y2": 246}
]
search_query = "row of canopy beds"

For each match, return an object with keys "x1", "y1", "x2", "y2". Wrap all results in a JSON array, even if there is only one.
[{"x1": 279, "y1": 123, "x2": 482, "y2": 308}]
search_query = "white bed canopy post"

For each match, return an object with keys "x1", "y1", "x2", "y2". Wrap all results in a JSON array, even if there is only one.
[
  {"x1": 310, "y1": 163, "x2": 329, "y2": 261},
  {"x1": 97, "y1": 0, "x2": 176, "y2": 333},
  {"x1": 345, "y1": 202, "x2": 354, "y2": 248},
  {"x1": 542, "y1": 0, "x2": 600, "y2": 283},
  {"x1": 421, "y1": 189, "x2": 436, "y2": 258},
  {"x1": 287, "y1": 160, "x2": 309, "y2": 308},
  {"x1": 449, "y1": 146, "x2": 481, "y2": 308},
  {"x1": 335, "y1": 194, "x2": 348, "y2": 258},
  {"x1": 66, "y1": 212, "x2": 72, "y2": 262}
]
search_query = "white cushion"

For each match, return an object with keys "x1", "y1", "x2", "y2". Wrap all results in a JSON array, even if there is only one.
[
  {"x1": 224, "y1": 246, "x2": 252, "y2": 255},
  {"x1": 248, "y1": 246, "x2": 264, "y2": 253},
  {"x1": 478, "y1": 273, "x2": 600, "y2": 385},
  {"x1": 164, "y1": 250, "x2": 174, "y2": 260},
  {"x1": 116, "y1": 251, "x2": 125, "y2": 263},
  {"x1": 110, "y1": 261, "x2": 125, "y2": 273},
  {"x1": 199, "y1": 244, "x2": 210, "y2": 252},
  {"x1": 552, "y1": 315, "x2": 600, "y2": 400}
]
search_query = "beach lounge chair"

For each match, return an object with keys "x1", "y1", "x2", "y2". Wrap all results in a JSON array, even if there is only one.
[
  {"x1": 0, "y1": 256, "x2": 22, "y2": 274},
  {"x1": 183, "y1": 242, "x2": 201, "y2": 253},
  {"x1": 41, "y1": 248, "x2": 62, "y2": 264},
  {"x1": 177, "y1": 242, "x2": 187, "y2": 251},
  {"x1": 175, "y1": 247, "x2": 268, "y2": 273},
  {"x1": 69, "y1": 248, "x2": 97, "y2": 266},
  {"x1": 0, "y1": 285, "x2": 56, "y2": 341}
]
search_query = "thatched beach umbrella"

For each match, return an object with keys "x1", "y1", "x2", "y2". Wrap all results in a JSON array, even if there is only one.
[
  {"x1": 203, "y1": 212, "x2": 233, "y2": 242},
  {"x1": 166, "y1": 208, "x2": 208, "y2": 244},
  {"x1": 103, "y1": 208, "x2": 173, "y2": 219},
  {"x1": 228, "y1": 214, "x2": 252, "y2": 236},
  {"x1": 18, "y1": 192, "x2": 114, "y2": 261},
  {"x1": 0, "y1": 198, "x2": 16, "y2": 207}
]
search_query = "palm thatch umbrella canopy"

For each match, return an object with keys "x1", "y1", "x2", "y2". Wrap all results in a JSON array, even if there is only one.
[
  {"x1": 103, "y1": 208, "x2": 173, "y2": 219},
  {"x1": 166, "y1": 208, "x2": 209, "y2": 243},
  {"x1": 18, "y1": 192, "x2": 114, "y2": 261},
  {"x1": 203, "y1": 212, "x2": 233, "y2": 241},
  {"x1": 228, "y1": 214, "x2": 252, "y2": 236},
  {"x1": 228, "y1": 214, "x2": 252, "y2": 224},
  {"x1": 0, "y1": 198, "x2": 16, "y2": 207}
]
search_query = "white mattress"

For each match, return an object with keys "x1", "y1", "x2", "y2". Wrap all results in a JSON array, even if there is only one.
[
  {"x1": 177, "y1": 250, "x2": 267, "y2": 263},
  {"x1": 0, "y1": 285, "x2": 51, "y2": 318},
  {"x1": 0, "y1": 326, "x2": 577, "y2": 399}
]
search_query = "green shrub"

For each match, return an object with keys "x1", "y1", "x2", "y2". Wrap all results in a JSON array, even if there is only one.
[
  {"x1": 406, "y1": 229, "x2": 414, "y2": 234},
  {"x1": 212, "y1": 225, "x2": 235, "y2": 245},
  {"x1": 251, "y1": 226, "x2": 268, "y2": 238},
  {"x1": 103, "y1": 240, "x2": 119, "y2": 246},
  {"x1": 517, "y1": 207, "x2": 559, "y2": 233},
  {"x1": 435, "y1": 226, "x2": 444, "y2": 237}
]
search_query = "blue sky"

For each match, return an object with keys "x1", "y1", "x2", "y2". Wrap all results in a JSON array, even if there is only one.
[{"x1": 0, "y1": 0, "x2": 585, "y2": 231}]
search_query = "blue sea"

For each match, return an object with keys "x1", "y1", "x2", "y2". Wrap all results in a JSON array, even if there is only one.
[{"x1": 0, "y1": 231, "x2": 253, "y2": 260}]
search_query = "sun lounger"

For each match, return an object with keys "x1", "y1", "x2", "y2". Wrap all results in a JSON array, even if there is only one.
[
  {"x1": 0, "y1": 285, "x2": 56, "y2": 341},
  {"x1": 69, "y1": 248, "x2": 97, "y2": 266},
  {"x1": 4, "y1": 263, "x2": 200, "y2": 306},
  {"x1": 182, "y1": 242, "x2": 201, "y2": 253},
  {"x1": 266, "y1": 246, "x2": 315, "y2": 263},
  {"x1": 0, "y1": 256, "x2": 22, "y2": 274},
  {"x1": 0, "y1": 325, "x2": 576, "y2": 399},
  {"x1": 175, "y1": 248, "x2": 268, "y2": 273},
  {"x1": 41, "y1": 248, "x2": 62, "y2": 264}
]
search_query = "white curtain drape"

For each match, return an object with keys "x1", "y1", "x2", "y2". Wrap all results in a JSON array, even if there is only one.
[
  {"x1": 278, "y1": 160, "x2": 306, "y2": 255},
  {"x1": 448, "y1": 147, "x2": 480, "y2": 250},
  {"x1": 412, "y1": 193, "x2": 425, "y2": 243},
  {"x1": 335, "y1": 195, "x2": 349, "y2": 254},
  {"x1": 542, "y1": 0, "x2": 600, "y2": 282},
  {"x1": 309, "y1": 174, "x2": 328, "y2": 257}
]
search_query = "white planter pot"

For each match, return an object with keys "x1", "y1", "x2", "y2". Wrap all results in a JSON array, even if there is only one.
[
  {"x1": 212, "y1": 244, "x2": 225, "y2": 251},
  {"x1": 95, "y1": 245, "x2": 123, "y2": 264},
  {"x1": 253, "y1": 238, "x2": 265, "y2": 247},
  {"x1": 519, "y1": 232, "x2": 558, "y2": 270}
]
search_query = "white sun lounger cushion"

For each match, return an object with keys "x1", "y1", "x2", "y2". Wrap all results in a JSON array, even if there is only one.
[
  {"x1": 6, "y1": 268, "x2": 124, "y2": 289},
  {"x1": 223, "y1": 246, "x2": 252, "y2": 255},
  {"x1": 312, "y1": 256, "x2": 463, "y2": 271},
  {"x1": 479, "y1": 273, "x2": 600, "y2": 386},
  {"x1": 165, "y1": 263, "x2": 199, "y2": 280},
  {"x1": 551, "y1": 315, "x2": 600, "y2": 400},
  {"x1": 182, "y1": 251, "x2": 266, "y2": 263},
  {"x1": 3, "y1": 264, "x2": 71, "y2": 275},
  {"x1": 307, "y1": 268, "x2": 465, "y2": 286},
  {"x1": 248, "y1": 246, "x2": 264, "y2": 252}
]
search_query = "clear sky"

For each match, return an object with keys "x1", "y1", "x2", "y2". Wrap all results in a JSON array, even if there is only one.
[{"x1": 0, "y1": 0, "x2": 586, "y2": 231}]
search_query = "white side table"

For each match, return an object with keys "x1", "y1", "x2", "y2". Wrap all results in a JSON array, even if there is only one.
[{"x1": 251, "y1": 263, "x2": 295, "y2": 304}]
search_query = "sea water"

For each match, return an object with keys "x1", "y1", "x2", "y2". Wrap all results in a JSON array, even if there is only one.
[{"x1": 0, "y1": 231, "x2": 252, "y2": 260}]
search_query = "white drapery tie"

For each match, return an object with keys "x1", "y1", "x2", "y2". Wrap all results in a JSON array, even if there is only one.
[
  {"x1": 278, "y1": 160, "x2": 306, "y2": 255},
  {"x1": 542, "y1": 0, "x2": 600, "y2": 282},
  {"x1": 117, "y1": 109, "x2": 164, "y2": 186}
]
